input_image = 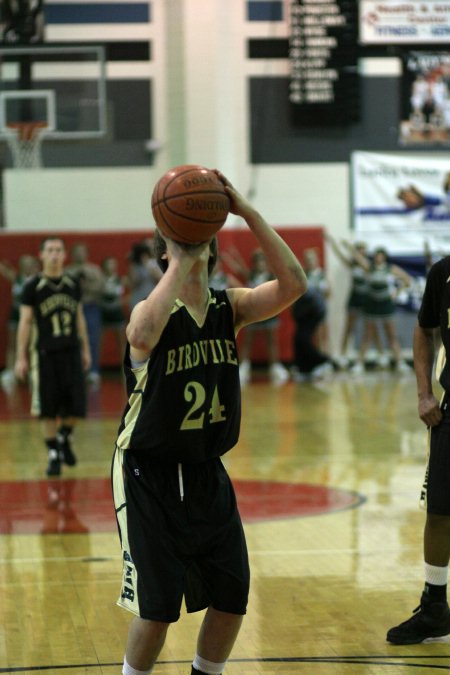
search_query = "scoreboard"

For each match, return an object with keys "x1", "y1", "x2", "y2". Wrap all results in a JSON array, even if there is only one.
[{"x1": 289, "y1": 0, "x2": 359, "y2": 124}]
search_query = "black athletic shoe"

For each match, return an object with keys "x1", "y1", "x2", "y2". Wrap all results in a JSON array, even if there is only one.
[
  {"x1": 46, "y1": 449, "x2": 61, "y2": 477},
  {"x1": 57, "y1": 434, "x2": 77, "y2": 466},
  {"x1": 387, "y1": 593, "x2": 450, "y2": 644}
]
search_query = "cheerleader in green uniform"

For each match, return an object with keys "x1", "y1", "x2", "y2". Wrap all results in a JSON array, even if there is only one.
[
  {"x1": 326, "y1": 234, "x2": 384, "y2": 368},
  {"x1": 350, "y1": 247, "x2": 412, "y2": 373}
]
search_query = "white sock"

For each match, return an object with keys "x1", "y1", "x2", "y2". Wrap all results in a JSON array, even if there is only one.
[
  {"x1": 425, "y1": 562, "x2": 449, "y2": 586},
  {"x1": 122, "y1": 656, "x2": 152, "y2": 675},
  {"x1": 192, "y1": 654, "x2": 226, "y2": 674}
]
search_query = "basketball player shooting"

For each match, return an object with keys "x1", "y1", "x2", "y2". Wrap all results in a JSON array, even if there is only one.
[{"x1": 111, "y1": 170, "x2": 308, "y2": 675}]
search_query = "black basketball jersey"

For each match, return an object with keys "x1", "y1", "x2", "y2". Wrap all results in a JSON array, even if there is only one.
[
  {"x1": 116, "y1": 288, "x2": 241, "y2": 463},
  {"x1": 418, "y1": 256, "x2": 450, "y2": 392},
  {"x1": 21, "y1": 274, "x2": 82, "y2": 352}
]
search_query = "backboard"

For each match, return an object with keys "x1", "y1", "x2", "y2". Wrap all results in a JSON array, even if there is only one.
[{"x1": 0, "y1": 45, "x2": 107, "y2": 139}]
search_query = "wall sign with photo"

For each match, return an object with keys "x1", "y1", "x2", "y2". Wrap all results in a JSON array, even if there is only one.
[{"x1": 400, "y1": 52, "x2": 450, "y2": 146}]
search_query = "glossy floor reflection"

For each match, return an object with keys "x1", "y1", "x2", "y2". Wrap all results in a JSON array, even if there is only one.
[{"x1": 1, "y1": 369, "x2": 449, "y2": 674}]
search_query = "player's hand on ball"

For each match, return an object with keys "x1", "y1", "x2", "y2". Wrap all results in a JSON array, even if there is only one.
[
  {"x1": 165, "y1": 235, "x2": 211, "y2": 267},
  {"x1": 214, "y1": 170, "x2": 257, "y2": 221}
]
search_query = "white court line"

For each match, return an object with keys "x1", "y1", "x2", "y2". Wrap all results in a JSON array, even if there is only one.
[{"x1": 0, "y1": 546, "x2": 419, "y2": 565}]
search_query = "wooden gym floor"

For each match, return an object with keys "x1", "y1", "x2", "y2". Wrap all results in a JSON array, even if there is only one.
[{"x1": 1, "y1": 368, "x2": 450, "y2": 674}]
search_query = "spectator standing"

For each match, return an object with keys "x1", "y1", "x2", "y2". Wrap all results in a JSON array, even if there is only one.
[
  {"x1": 127, "y1": 240, "x2": 162, "y2": 312},
  {"x1": 66, "y1": 242, "x2": 105, "y2": 386},
  {"x1": 302, "y1": 247, "x2": 330, "y2": 354},
  {"x1": 290, "y1": 286, "x2": 334, "y2": 381},
  {"x1": 100, "y1": 256, "x2": 127, "y2": 365},
  {"x1": 350, "y1": 247, "x2": 412, "y2": 373},
  {"x1": 326, "y1": 234, "x2": 384, "y2": 368},
  {"x1": 231, "y1": 248, "x2": 290, "y2": 385},
  {"x1": 208, "y1": 254, "x2": 241, "y2": 291},
  {"x1": 0, "y1": 254, "x2": 40, "y2": 389}
]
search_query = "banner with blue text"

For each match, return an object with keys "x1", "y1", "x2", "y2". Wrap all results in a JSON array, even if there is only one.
[{"x1": 352, "y1": 151, "x2": 450, "y2": 255}]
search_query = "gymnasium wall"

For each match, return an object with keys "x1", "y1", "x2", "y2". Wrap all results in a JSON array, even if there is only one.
[
  {"x1": 0, "y1": 1, "x2": 448, "y2": 358},
  {"x1": 0, "y1": 226, "x2": 324, "y2": 369}
]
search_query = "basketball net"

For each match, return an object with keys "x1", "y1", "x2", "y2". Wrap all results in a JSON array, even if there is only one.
[{"x1": 4, "y1": 122, "x2": 48, "y2": 168}]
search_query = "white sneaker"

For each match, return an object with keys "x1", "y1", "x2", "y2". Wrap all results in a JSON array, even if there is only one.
[
  {"x1": 269, "y1": 362, "x2": 289, "y2": 385},
  {"x1": 86, "y1": 371, "x2": 101, "y2": 388},
  {"x1": 377, "y1": 353, "x2": 391, "y2": 368},
  {"x1": 239, "y1": 359, "x2": 251, "y2": 385},
  {"x1": 396, "y1": 360, "x2": 412, "y2": 373},
  {"x1": 350, "y1": 361, "x2": 365, "y2": 375},
  {"x1": 291, "y1": 369, "x2": 310, "y2": 383},
  {"x1": 1, "y1": 369, "x2": 15, "y2": 391},
  {"x1": 310, "y1": 362, "x2": 333, "y2": 380},
  {"x1": 336, "y1": 355, "x2": 349, "y2": 369}
]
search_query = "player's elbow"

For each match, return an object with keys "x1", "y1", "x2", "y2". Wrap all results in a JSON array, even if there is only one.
[
  {"x1": 287, "y1": 266, "x2": 308, "y2": 302},
  {"x1": 126, "y1": 322, "x2": 154, "y2": 352}
]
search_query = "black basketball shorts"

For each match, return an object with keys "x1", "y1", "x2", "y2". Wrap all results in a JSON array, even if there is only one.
[
  {"x1": 112, "y1": 448, "x2": 250, "y2": 622},
  {"x1": 426, "y1": 399, "x2": 450, "y2": 515},
  {"x1": 31, "y1": 347, "x2": 86, "y2": 419}
]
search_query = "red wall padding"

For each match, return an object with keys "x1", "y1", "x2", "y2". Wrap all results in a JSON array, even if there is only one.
[{"x1": 0, "y1": 227, "x2": 324, "y2": 368}]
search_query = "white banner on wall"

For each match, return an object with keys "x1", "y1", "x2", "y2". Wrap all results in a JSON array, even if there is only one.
[
  {"x1": 359, "y1": 1, "x2": 450, "y2": 44},
  {"x1": 352, "y1": 151, "x2": 450, "y2": 254}
]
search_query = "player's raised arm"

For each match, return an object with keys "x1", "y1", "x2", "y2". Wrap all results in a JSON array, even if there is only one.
[
  {"x1": 126, "y1": 237, "x2": 211, "y2": 358},
  {"x1": 216, "y1": 172, "x2": 307, "y2": 331}
]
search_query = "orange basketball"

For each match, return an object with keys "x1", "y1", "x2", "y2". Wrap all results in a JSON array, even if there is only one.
[{"x1": 151, "y1": 164, "x2": 230, "y2": 244}]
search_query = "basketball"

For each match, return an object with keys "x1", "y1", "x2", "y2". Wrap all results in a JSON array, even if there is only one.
[{"x1": 151, "y1": 164, "x2": 230, "y2": 244}]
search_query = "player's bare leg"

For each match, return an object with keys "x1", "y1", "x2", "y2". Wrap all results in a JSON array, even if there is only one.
[
  {"x1": 351, "y1": 319, "x2": 372, "y2": 373},
  {"x1": 265, "y1": 328, "x2": 289, "y2": 384},
  {"x1": 340, "y1": 311, "x2": 357, "y2": 360},
  {"x1": 42, "y1": 418, "x2": 57, "y2": 439},
  {"x1": 196, "y1": 607, "x2": 243, "y2": 663},
  {"x1": 264, "y1": 328, "x2": 276, "y2": 365},
  {"x1": 387, "y1": 514, "x2": 450, "y2": 644},
  {"x1": 57, "y1": 416, "x2": 78, "y2": 466},
  {"x1": 383, "y1": 318, "x2": 410, "y2": 372},
  {"x1": 425, "y1": 514, "x2": 450, "y2": 566},
  {"x1": 42, "y1": 417, "x2": 61, "y2": 476},
  {"x1": 124, "y1": 616, "x2": 169, "y2": 671}
]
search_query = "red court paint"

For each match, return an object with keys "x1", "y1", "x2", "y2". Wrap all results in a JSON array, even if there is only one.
[{"x1": 0, "y1": 478, "x2": 365, "y2": 534}]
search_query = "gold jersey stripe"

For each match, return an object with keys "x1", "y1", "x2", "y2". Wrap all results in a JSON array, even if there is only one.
[
  {"x1": 116, "y1": 363, "x2": 149, "y2": 450},
  {"x1": 112, "y1": 447, "x2": 140, "y2": 617}
]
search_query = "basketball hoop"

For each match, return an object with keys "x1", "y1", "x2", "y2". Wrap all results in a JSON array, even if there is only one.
[{"x1": 4, "y1": 121, "x2": 48, "y2": 168}]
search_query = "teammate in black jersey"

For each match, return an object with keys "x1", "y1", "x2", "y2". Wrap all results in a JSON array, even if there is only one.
[
  {"x1": 112, "y1": 171, "x2": 308, "y2": 675},
  {"x1": 15, "y1": 237, "x2": 91, "y2": 477},
  {"x1": 387, "y1": 255, "x2": 450, "y2": 645}
]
